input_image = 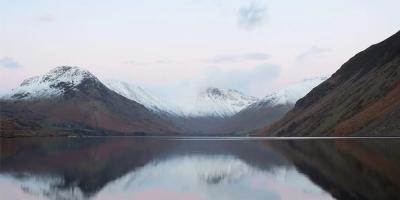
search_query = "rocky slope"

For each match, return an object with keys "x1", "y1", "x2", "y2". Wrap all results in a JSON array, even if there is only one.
[
  {"x1": 0, "y1": 66, "x2": 178, "y2": 136},
  {"x1": 262, "y1": 30, "x2": 400, "y2": 136}
]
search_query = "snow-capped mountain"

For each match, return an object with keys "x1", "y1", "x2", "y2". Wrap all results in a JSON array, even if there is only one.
[
  {"x1": 249, "y1": 76, "x2": 327, "y2": 109},
  {"x1": 2, "y1": 66, "x2": 100, "y2": 100},
  {"x1": 103, "y1": 80, "x2": 182, "y2": 115},
  {"x1": 102, "y1": 83, "x2": 258, "y2": 118},
  {"x1": 217, "y1": 77, "x2": 328, "y2": 134},
  {"x1": 186, "y1": 88, "x2": 259, "y2": 117},
  {"x1": 1, "y1": 66, "x2": 257, "y2": 119},
  {"x1": 0, "y1": 64, "x2": 328, "y2": 135},
  {"x1": 0, "y1": 66, "x2": 179, "y2": 135}
]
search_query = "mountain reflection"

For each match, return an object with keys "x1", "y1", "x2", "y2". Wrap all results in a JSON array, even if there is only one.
[{"x1": 1, "y1": 138, "x2": 400, "y2": 200}]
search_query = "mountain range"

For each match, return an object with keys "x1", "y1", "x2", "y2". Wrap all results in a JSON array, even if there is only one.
[
  {"x1": 2, "y1": 30, "x2": 400, "y2": 136},
  {"x1": 0, "y1": 66, "x2": 323, "y2": 136},
  {"x1": 103, "y1": 81, "x2": 259, "y2": 118}
]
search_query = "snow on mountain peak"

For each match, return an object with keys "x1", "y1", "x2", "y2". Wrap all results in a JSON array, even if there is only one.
[
  {"x1": 2, "y1": 66, "x2": 98, "y2": 100},
  {"x1": 251, "y1": 76, "x2": 327, "y2": 108},
  {"x1": 103, "y1": 83, "x2": 257, "y2": 117},
  {"x1": 189, "y1": 87, "x2": 259, "y2": 117},
  {"x1": 1, "y1": 65, "x2": 327, "y2": 120}
]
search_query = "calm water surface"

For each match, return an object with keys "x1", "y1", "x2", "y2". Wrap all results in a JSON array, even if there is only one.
[{"x1": 1, "y1": 137, "x2": 400, "y2": 200}]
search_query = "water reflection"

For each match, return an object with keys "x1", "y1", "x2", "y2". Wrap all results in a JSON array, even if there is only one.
[
  {"x1": 1, "y1": 138, "x2": 400, "y2": 200},
  {"x1": 96, "y1": 155, "x2": 328, "y2": 200}
]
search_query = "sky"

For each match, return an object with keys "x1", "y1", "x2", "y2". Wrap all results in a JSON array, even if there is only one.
[{"x1": 1, "y1": 0, "x2": 400, "y2": 98}]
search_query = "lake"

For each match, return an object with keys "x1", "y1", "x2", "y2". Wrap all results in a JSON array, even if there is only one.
[{"x1": 1, "y1": 137, "x2": 400, "y2": 200}]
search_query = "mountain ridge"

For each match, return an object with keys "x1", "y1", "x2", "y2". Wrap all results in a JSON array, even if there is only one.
[
  {"x1": 2, "y1": 66, "x2": 100, "y2": 100},
  {"x1": 0, "y1": 66, "x2": 328, "y2": 135},
  {"x1": 261, "y1": 30, "x2": 400, "y2": 136},
  {"x1": 102, "y1": 81, "x2": 259, "y2": 118},
  {"x1": 103, "y1": 80, "x2": 183, "y2": 116}
]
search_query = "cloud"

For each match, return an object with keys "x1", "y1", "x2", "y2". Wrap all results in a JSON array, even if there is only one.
[
  {"x1": 125, "y1": 60, "x2": 137, "y2": 65},
  {"x1": 0, "y1": 57, "x2": 22, "y2": 69},
  {"x1": 297, "y1": 46, "x2": 331, "y2": 61},
  {"x1": 154, "y1": 60, "x2": 173, "y2": 64},
  {"x1": 147, "y1": 63, "x2": 281, "y2": 107},
  {"x1": 38, "y1": 14, "x2": 54, "y2": 22},
  {"x1": 207, "y1": 53, "x2": 270, "y2": 63},
  {"x1": 124, "y1": 60, "x2": 174, "y2": 66},
  {"x1": 237, "y1": 2, "x2": 267, "y2": 30},
  {"x1": 201, "y1": 64, "x2": 281, "y2": 96}
]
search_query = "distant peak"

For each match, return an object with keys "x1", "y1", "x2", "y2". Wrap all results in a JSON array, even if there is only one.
[
  {"x1": 3, "y1": 65, "x2": 100, "y2": 100},
  {"x1": 191, "y1": 87, "x2": 258, "y2": 117},
  {"x1": 50, "y1": 65, "x2": 81, "y2": 72},
  {"x1": 41, "y1": 66, "x2": 97, "y2": 83},
  {"x1": 202, "y1": 87, "x2": 244, "y2": 97},
  {"x1": 47, "y1": 65, "x2": 94, "y2": 78},
  {"x1": 206, "y1": 87, "x2": 223, "y2": 96}
]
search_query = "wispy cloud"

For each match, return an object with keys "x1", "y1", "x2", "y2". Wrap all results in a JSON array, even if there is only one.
[
  {"x1": 0, "y1": 57, "x2": 22, "y2": 69},
  {"x1": 124, "y1": 60, "x2": 174, "y2": 66},
  {"x1": 207, "y1": 52, "x2": 270, "y2": 63},
  {"x1": 202, "y1": 64, "x2": 281, "y2": 96},
  {"x1": 297, "y1": 46, "x2": 331, "y2": 61},
  {"x1": 37, "y1": 14, "x2": 54, "y2": 22},
  {"x1": 148, "y1": 63, "x2": 282, "y2": 103},
  {"x1": 237, "y1": 2, "x2": 267, "y2": 30},
  {"x1": 154, "y1": 60, "x2": 173, "y2": 64},
  {"x1": 125, "y1": 60, "x2": 138, "y2": 65}
]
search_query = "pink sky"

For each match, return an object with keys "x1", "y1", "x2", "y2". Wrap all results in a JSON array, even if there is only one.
[{"x1": 1, "y1": 0, "x2": 400, "y2": 97}]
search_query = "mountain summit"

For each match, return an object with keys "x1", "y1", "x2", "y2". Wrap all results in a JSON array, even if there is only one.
[
  {"x1": 3, "y1": 66, "x2": 100, "y2": 100},
  {"x1": 190, "y1": 87, "x2": 258, "y2": 117}
]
